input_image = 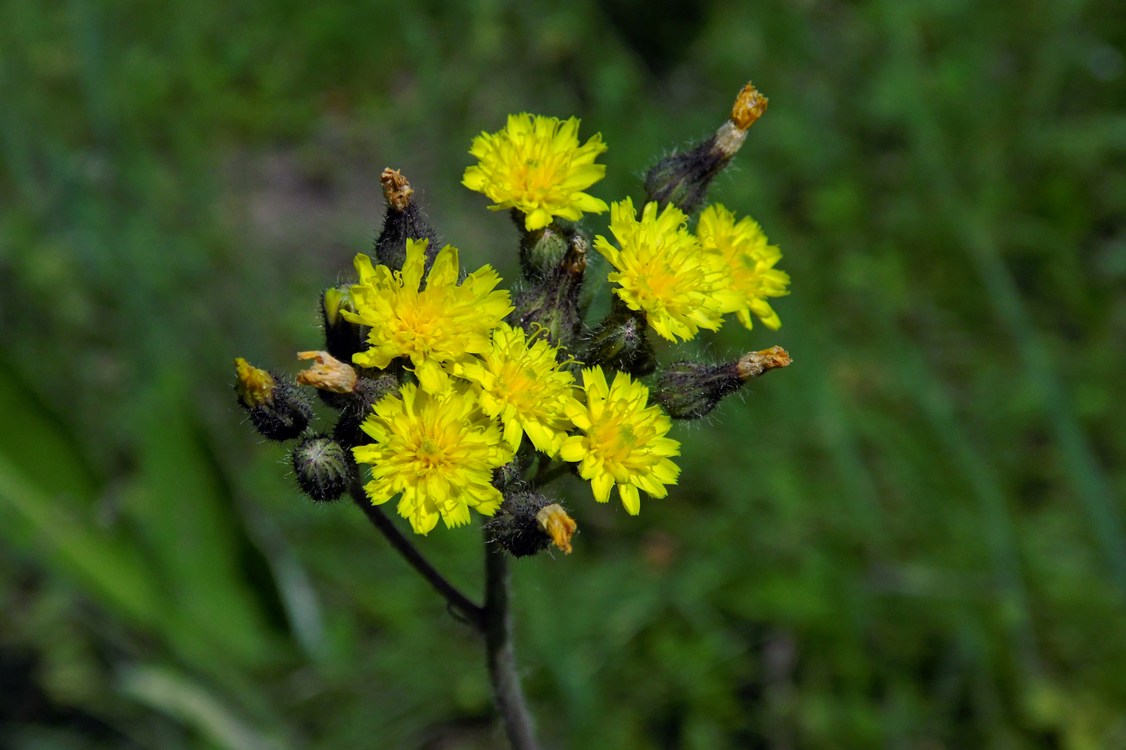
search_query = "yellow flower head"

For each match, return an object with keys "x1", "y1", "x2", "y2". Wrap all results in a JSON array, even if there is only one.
[
  {"x1": 344, "y1": 239, "x2": 513, "y2": 393},
  {"x1": 697, "y1": 204, "x2": 790, "y2": 330},
  {"x1": 594, "y1": 198, "x2": 739, "y2": 342},
  {"x1": 462, "y1": 113, "x2": 609, "y2": 231},
  {"x1": 457, "y1": 323, "x2": 582, "y2": 456},
  {"x1": 559, "y1": 367, "x2": 680, "y2": 515},
  {"x1": 353, "y1": 382, "x2": 514, "y2": 535}
]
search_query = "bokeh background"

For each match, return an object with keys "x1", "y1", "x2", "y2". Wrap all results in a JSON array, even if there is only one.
[{"x1": 2, "y1": 0, "x2": 1124, "y2": 747}]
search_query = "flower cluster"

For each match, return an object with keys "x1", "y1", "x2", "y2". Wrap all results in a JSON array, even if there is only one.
[
  {"x1": 339, "y1": 237, "x2": 678, "y2": 534},
  {"x1": 236, "y1": 82, "x2": 792, "y2": 556}
]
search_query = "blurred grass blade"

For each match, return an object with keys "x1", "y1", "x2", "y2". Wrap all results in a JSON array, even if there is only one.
[
  {"x1": 889, "y1": 15, "x2": 1126, "y2": 600},
  {"x1": 121, "y1": 372, "x2": 281, "y2": 669},
  {"x1": 241, "y1": 509, "x2": 329, "y2": 662},
  {"x1": 0, "y1": 453, "x2": 164, "y2": 626},
  {"x1": 119, "y1": 664, "x2": 290, "y2": 750}
]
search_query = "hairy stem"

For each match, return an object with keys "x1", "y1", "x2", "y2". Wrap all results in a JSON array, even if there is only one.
[
  {"x1": 348, "y1": 481, "x2": 484, "y2": 630},
  {"x1": 484, "y1": 542, "x2": 540, "y2": 750}
]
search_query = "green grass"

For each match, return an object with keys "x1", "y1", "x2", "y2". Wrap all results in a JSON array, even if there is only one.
[{"x1": 2, "y1": 0, "x2": 1124, "y2": 747}]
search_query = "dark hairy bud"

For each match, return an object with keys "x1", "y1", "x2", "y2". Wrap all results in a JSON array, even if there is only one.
[
  {"x1": 234, "y1": 358, "x2": 313, "y2": 441},
  {"x1": 321, "y1": 286, "x2": 366, "y2": 363},
  {"x1": 517, "y1": 220, "x2": 572, "y2": 281},
  {"x1": 644, "y1": 82, "x2": 768, "y2": 214},
  {"x1": 581, "y1": 302, "x2": 656, "y2": 377},
  {"x1": 652, "y1": 346, "x2": 792, "y2": 419},
  {"x1": 510, "y1": 233, "x2": 587, "y2": 350},
  {"x1": 485, "y1": 492, "x2": 577, "y2": 557},
  {"x1": 652, "y1": 361, "x2": 741, "y2": 420},
  {"x1": 375, "y1": 168, "x2": 441, "y2": 273},
  {"x1": 292, "y1": 434, "x2": 354, "y2": 502},
  {"x1": 331, "y1": 368, "x2": 400, "y2": 448}
]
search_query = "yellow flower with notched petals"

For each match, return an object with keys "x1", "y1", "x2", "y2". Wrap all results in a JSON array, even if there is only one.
[
  {"x1": 697, "y1": 204, "x2": 790, "y2": 330},
  {"x1": 344, "y1": 239, "x2": 513, "y2": 392},
  {"x1": 594, "y1": 198, "x2": 739, "y2": 342},
  {"x1": 353, "y1": 382, "x2": 514, "y2": 535},
  {"x1": 560, "y1": 367, "x2": 680, "y2": 515},
  {"x1": 457, "y1": 323, "x2": 581, "y2": 456},
  {"x1": 462, "y1": 114, "x2": 609, "y2": 231}
]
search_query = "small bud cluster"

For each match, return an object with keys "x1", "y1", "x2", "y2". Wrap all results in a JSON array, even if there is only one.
[{"x1": 235, "y1": 82, "x2": 792, "y2": 557}]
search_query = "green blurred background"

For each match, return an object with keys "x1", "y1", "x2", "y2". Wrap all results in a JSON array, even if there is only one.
[{"x1": 2, "y1": 0, "x2": 1124, "y2": 747}]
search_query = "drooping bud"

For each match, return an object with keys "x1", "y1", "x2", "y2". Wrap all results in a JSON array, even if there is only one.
[
  {"x1": 652, "y1": 346, "x2": 792, "y2": 419},
  {"x1": 291, "y1": 434, "x2": 354, "y2": 502},
  {"x1": 581, "y1": 302, "x2": 656, "y2": 377},
  {"x1": 516, "y1": 218, "x2": 572, "y2": 281},
  {"x1": 321, "y1": 286, "x2": 366, "y2": 363},
  {"x1": 644, "y1": 82, "x2": 768, "y2": 214},
  {"x1": 296, "y1": 351, "x2": 358, "y2": 393},
  {"x1": 485, "y1": 492, "x2": 577, "y2": 557},
  {"x1": 297, "y1": 349, "x2": 361, "y2": 409},
  {"x1": 536, "y1": 504, "x2": 577, "y2": 555},
  {"x1": 234, "y1": 358, "x2": 313, "y2": 441},
  {"x1": 374, "y1": 168, "x2": 440, "y2": 272},
  {"x1": 510, "y1": 232, "x2": 587, "y2": 350}
]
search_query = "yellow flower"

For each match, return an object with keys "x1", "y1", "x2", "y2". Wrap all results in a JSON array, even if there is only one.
[
  {"x1": 344, "y1": 239, "x2": 513, "y2": 393},
  {"x1": 353, "y1": 382, "x2": 513, "y2": 534},
  {"x1": 594, "y1": 198, "x2": 739, "y2": 342},
  {"x1": 457, "y1": 323, "x2": 581, "y2": 456},
  {"x1": 697, "y1": 204, "x2": 790, "y2": 330},
  {"x1": 559, "y1": 367, "x2": 680, "y2": 515},
  {"x1": 462, "y1": 113, "x2": 609, "y2": 231}
]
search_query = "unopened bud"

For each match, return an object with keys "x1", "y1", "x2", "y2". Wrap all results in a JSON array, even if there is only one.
[
  {"x1": 581, "y1": 303, "x2": 656, "y2": 377},
  {"x1": 375, "y1": 168, "x2": 441, "y2": 272},
  {"x1": 234, "y1": 358, "x2": 312, "y2": 441},
  {"x1": 644, "y1": 81, "x2": 768, "y2": 214},
  {"x1": 485, "y1": 492, "x2": 576, "y2": 558},
  {"x1": 510, "y1": 233, "x2": 587, "y2": 349},
  {"x1": 321, "y1": 286, "x2": 366, "y2": 363},
  {"x1": 291, "y1": 434, "x2": 354, "y2": 502},
  {"x1": 517, "y1": 221, "x2": 571, "y2": 281},
  {"x1": 652, "y1": 346, "x2": 791, "y2": 419}
]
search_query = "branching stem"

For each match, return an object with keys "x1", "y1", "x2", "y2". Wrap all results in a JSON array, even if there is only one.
[
  {"x1": 348, "y1": 482, "x2": 484, "y2": 631},
  {"x1": 348, "y1": 482, "x2": 540, "y2": 748}
]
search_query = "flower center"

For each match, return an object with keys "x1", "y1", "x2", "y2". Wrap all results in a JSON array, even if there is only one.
[{"x1": 412, "y1": 435, "x2": 449, "y2": 471}]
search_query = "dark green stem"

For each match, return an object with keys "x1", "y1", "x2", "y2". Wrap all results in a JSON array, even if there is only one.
[
  {"x1": 484, "y1": 541, "x2": 540, "y2": 750},
  {"x1": 531, "y1": 459, "x2": 571, "y2": 488}
]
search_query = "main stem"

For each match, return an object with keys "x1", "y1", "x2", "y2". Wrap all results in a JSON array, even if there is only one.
[
  {"x1": 349, "y1": 481, "x2": 539, "y2": 748},
  {"x1": 484, "y1": 542, "x2": 540, "y2": 750}
]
